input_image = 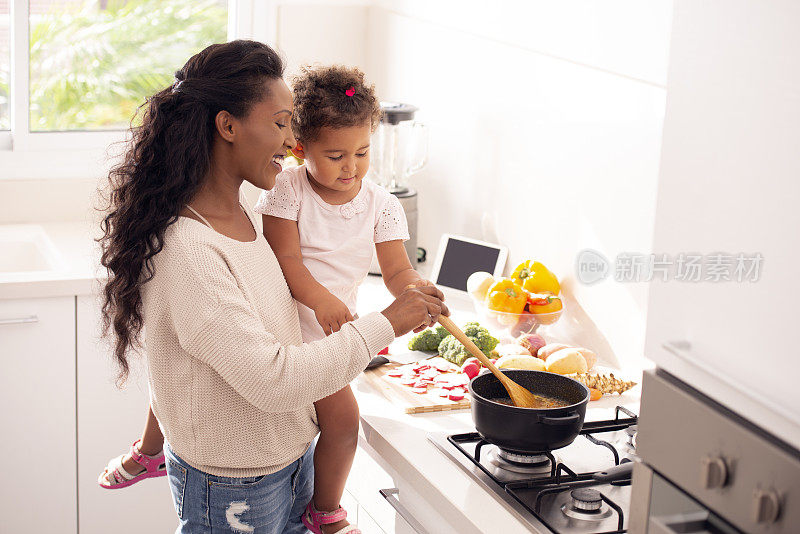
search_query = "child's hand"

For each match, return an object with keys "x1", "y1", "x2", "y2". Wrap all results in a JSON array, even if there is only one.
[{"x1": 314, "y1": 293, "x2": 355, "y2": 335}]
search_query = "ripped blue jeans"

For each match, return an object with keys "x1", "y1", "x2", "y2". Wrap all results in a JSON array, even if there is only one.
[{"x1": 165, "y1": 442, "x2": 314, "y2": 534}]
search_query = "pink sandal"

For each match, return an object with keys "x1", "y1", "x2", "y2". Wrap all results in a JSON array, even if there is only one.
[
  {"x1": 302, "y1": 502, "x2": 361, "y2": 534},
  {"x1": 98, "y1": 439, "x2": 167, "y2": 490}
]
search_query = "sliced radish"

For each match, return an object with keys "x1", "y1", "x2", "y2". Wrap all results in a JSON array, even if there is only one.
[
  {"x1": 387, "y1": 369, "x2": 403, "y2": 377},
  {"x1": 411, "y1": 387, "x2": 428, "y2": 394},
  {"x1": 448, "y1": 392, "x2": 465, "y2": 401},
  {"x1": 400, "y1": 377, "x2": 416, "y2": 386},
  {"x1": 428, "y1": 357, "x2": 452, "y2": 372},
  {"x1": 461, "y1": 362, "x2": 480, "y2": 380},
  {"x1": 450, "y1": 374, "x2": 470, "y2": 386}
]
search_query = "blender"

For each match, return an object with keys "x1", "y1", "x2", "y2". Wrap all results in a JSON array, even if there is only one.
[{"x1": 369, "y1": 102, "x2": 428, "y2": 268}]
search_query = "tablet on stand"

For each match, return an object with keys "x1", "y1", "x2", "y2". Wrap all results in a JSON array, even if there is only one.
[{"x1": 429, "y1": 234, "x2": 508, "y2": 308}]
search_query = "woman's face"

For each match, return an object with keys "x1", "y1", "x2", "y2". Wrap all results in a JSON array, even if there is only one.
[{"x1": 231, "y1": 78, "x2": 296, "y2": 191}]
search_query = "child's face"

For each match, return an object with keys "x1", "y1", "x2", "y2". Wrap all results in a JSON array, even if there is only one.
[{"x1": 302, "y1": 124, "x2": 372, "y2": 194}]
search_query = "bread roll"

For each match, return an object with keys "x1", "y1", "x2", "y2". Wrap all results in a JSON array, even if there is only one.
[
  {"x1": 538, "y1": 343, "x2": 570, "y2": 360},
  {"x1": 545, "y1": 348, "x2": 588, "y2": 375},
  {"x1": 574, "y1": 348, "x2": 597, "y2": 370},
  {"x1": 495, "y1": 354, "x2": 546, "y2": 372}
]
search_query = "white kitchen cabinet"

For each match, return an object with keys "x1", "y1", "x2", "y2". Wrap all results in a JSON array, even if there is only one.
[
  {"x1": 0, "y1": 296, "x2": 77, "y2": 533},
  {"x1": 644, "y1": 0, "x2": 800, "y2": 447},
  {"x1": 346, "y1": 446, "x2": 396, "y2": 532},
  {"x1": 76, "y1": 294, "x2": 176, "y2": 533},
  {"x1": 348, "y1": 441, "x2": 471, "y2": 534}
]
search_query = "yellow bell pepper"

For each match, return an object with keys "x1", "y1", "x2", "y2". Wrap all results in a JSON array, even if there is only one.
[
  {"x1": 485, "y1": 279, "x2": 527, "y2": 315},
  {"x1": 511, "y1": 260, "x2": 561, "y2": 295}
]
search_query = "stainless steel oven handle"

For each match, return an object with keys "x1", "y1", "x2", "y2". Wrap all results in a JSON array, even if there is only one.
[
  {"x1": 0, "y1": 315, "x2": 39, "y2": 326},
  {"x1": 662, "y1": 340, "x2": 786, "y2": 416},
  {"x1": 379, "y1": 488, "x2": 430, "y2": 534}
]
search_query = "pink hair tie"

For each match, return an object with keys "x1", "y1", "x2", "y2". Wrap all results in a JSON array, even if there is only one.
[{"x1": 345, "y1": 86, "x2": 355, "y2": 97}]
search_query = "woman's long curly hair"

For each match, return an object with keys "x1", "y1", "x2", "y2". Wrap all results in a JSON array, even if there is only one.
[{"x1": 99, "y1": 40, "x2": 284, "y2": 382}]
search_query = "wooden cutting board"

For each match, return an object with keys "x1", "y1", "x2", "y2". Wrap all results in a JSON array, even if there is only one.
[{"x1": 362, "y1": 362, "x2": 471, "y2": 414}]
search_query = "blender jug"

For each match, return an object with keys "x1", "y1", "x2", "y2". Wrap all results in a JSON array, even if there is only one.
[
  {"x1": 370, "y1": 102, "x2": 428, "y2": 269},
  {"x1": 371, "y1": 103, "x2": 428, "y2": 193}
]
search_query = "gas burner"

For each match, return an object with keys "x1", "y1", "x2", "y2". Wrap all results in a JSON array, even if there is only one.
[
  {"x1": 498, "y1": 449, "x2": 550, "y2": 465},
  {"x1": 625, "y1": 425, "x2": 637, "y2": 454},
  {"x1": 437, "y1": 407, "x2": 638, "y2": 534},
  {"x1": 561, "y1": 488, "x2": 613, "y2": 521},
  {"x1": 486, "y1": 447, "x2": 555, "y2": 475}
]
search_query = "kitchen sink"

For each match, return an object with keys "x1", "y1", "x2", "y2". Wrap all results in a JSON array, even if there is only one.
[{"x1": 0, "y1": 226, "x2": 61, "y2": 273}]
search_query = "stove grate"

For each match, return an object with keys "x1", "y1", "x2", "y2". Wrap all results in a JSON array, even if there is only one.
[{"x1": 447, "y1": 406, "x2": 637, "y2": 534}]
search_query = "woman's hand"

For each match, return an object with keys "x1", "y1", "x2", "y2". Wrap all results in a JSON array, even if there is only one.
[
  {"x1": 404, "y1": 279, "x2": 436, "y2": 290},
  {"x1": 381, "y1": 285, "x2": 449, "y2": 337},
  {"x1": 313, "y1": 293, "x2": 355, "y2": 335}
]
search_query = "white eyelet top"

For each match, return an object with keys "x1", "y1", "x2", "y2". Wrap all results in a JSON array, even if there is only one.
[{"x1": 254, "y1": 165, "x2": 409, "y2": 341}]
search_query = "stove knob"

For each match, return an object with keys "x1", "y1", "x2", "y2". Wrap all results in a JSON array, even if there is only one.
[
  {"x1": 752, "y1": 488, "x2": 781, "y2": 524},
  {"x1": 571, "y1": 488, "x2": 602, "y2": 512},
  {"x1": 699, "y1": 456, "x2": 728, "y2": 489}
]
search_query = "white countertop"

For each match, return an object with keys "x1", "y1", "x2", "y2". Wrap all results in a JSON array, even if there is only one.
[
  {"x1": 0, "y1": 222, "x2": 102, "y2": 299},
  {"x1": 353, "y1": 279, "x2": 642, "y2": 533},
  {"x1": 2, "y1": 221, "x2": 644, "y2": 532}
]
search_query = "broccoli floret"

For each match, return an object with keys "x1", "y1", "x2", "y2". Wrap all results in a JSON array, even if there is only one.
[
  {"x1": 437, "y1": 322, "x2": 499, "y2": 366},
  {"x1": 407, "y1": 325, "x2": 449, "y2": 352},
  {"x1": 472, "y1": 329, "x2": 500, "y2": 353},
  {"x1": 437, "y1": 335, "x2": 471, "y2": 366},
  {"x1": 462, "y1": 321, "x2": 484, "y2": 338}
]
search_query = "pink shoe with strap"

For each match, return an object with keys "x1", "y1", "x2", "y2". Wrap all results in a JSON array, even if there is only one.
[
  {"x1": 98, "y1": 439, "x2": 167, "y2": 489},
  {"x1": 302, "y1": 502, "x2": 361, "y2": 534}
]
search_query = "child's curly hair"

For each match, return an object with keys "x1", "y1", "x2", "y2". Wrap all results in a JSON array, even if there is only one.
[{"x1": 291, "y1": 65, "x2": 381, "y2": 142}]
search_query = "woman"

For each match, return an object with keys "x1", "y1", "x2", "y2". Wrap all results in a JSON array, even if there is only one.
[{"x1": 100, "y1": 40, "x2": 447, "y2": 533}]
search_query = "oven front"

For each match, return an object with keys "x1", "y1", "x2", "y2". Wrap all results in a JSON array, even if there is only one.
[{"x1": 630, "y1": 370, "x2": 800, "y2": 534}]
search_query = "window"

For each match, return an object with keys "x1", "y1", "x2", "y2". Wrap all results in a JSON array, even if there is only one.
[
  {"x1": 29, "y1": 0, "x2": 228, "y2": 132},
  {"x1": 1, "y1": 1, "x2": 9, "y2": 130},
  {"x1": 1, "y1": 0, "x2": 274, "y2": 177}
]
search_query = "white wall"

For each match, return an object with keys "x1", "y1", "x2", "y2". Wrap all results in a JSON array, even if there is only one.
[
  {"x1": 1, "y1": 1, "x2": 673, "y2": 367},
  {"x1": 363, "y1": 0, "x2": 672, "y2": 367}
]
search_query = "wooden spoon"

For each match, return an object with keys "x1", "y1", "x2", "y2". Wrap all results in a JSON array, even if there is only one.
[{"x1": 438, "y1": 315, "x2": 540, "y2": 408}]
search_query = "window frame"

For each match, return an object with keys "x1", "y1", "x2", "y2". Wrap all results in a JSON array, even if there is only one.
[{"x1": 1, "y1": 0, "x2": 277, "y2": 179}]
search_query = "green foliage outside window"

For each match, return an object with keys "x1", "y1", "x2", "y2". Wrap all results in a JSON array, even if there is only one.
[{"x1": 16, "y1": 0, "x2": 227, "y2": 132}]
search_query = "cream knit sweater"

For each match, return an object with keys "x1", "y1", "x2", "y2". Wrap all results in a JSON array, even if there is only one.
[{"x1": 141, "y1": 212, "x2": 395, "y2": 477}]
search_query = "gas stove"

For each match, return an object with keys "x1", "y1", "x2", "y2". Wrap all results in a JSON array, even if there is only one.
[{"x1": 429, "y1": 407, "x2": 638, "y2": 533}]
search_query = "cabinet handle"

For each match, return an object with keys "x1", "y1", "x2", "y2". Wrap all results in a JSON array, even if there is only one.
[
  {"x1": 379, "y1": 488, "x2": 430, "y2": 534},
  {"x1": 0, "y1": 315, "x2": 39, "y2": 326}
]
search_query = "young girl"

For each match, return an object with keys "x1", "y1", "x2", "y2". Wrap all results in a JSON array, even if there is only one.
[
  {"x1": 98, "y1": 63, "x2": 434, "y2": 534},
  {"x1": 256, "y1": 65, "x2": 431, "y2": 534}
]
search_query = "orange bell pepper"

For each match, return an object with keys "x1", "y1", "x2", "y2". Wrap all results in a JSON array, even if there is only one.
[
  {"x1": 511, "y1": 260, "x2": 560, "y2": 295},
  {"x1": 527, "y1": 293, "x2": 563, "y2": 315},
  {"x1": 525, "y1": 292, "x2": 563, "y2": 325},
  {"x1": 485, "y1": 279, "x2": 527, "y2": 315}
]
